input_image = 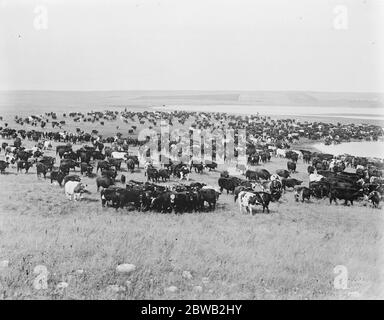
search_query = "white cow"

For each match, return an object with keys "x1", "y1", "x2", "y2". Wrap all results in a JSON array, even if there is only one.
[
  {"x1": 309, "y1": 173, "x2": 324, "y2": 182},
  {"x1": 276, "y1": 148, "x2": 286, "y2": 158},
  {"x1": 64, "y1": 181, "x2": 87, "y2": 201},
  {"x1": 111, "y1": 151, "x2": 128, "y2": 160},
  {"x1": 43, "y1": 141, "x2": 52, "y2": 150}
]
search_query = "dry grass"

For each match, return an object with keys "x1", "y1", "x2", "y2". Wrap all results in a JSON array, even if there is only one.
[{"x1": 0, "y1": 137, "x2": 383, "y2": 300}]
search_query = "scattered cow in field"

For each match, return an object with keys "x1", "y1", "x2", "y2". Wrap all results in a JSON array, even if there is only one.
[{"x1": 64, "y1": 181, "x2": 88, "y2": 201}]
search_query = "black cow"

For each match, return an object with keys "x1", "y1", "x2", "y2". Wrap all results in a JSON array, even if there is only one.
[
  {"x1": 245, "y1": 169, "x2": 270, "y2": 181},
  {"x1": 287, "y1": 161, "x2": 297, "y2": 173},
  {"x1": 158, "y1": 169, "x2": 170, "y2": 182},
  {"x1": 109, "y1": 158, "x2": 123, "y2": 171},
  {"x1": 218, "y1": 177, "x2": 240, "y2": 194},
  {"x1": 16, "y1": 160, "x2": 33, "y2": 173},
  {"x1": 204, "y1": 161, "x2": 217, "y2": 171},
  {"x1": 36, "y1": 162, "x2": 48, "y2": 179},
  {"x1": 198, "y1": 188, "x2": 218, "y2": 211},
  {"x1": 309, "y1": 181, "x2": 330, "y2": 198},
  {"x1": 96, "y1": 176, "x2": 115, "y2": 191},
  {"x1": 366, "y1": 191, "x2": 380, "y2": 208},
  {"x1": 253, "y1": 192, "x2": 272, "y2": 213},
  {"x1": 96, "y1": 160, "x2": 111, "y2": 172},
  {"x1": 101, "y1": 169, "x2": 117, "y2": 180},
  {"x1": 50, "y1": 170, "x2": 67, "y2": 186},
  {"x1": 151, "y1": 191, "x2": 173, "y2": 213},
  {"x1": 282, "y1": 178, "x2": 303, "y2": 190},
  {"x1": 329, "y1": 187, "x2": 362, "y2": 206},
  {"x1": 117, "y1": 189, "x2": 143, "y2": 210},
  {"x1": 276, "y1": 169, "x2": 290, "y2": 179},
  {"x1": 170, "y1": 192, "x2": 193, "y2": 214},
  {"x1": 60, "y1": 159, "x2": 79, "y2": 172},
  {"x1": 147, "y1": 168, "x2": 159, "y2": 183},
  {"x1": 0, "y1": 160, "x2": 9, "y2": 174},
  {"x1": 80, "y1": 162, "x2": 93, "y2": 176},
  {"x1": 100, "y1": 186, "x2": 122, "y2": 208},
  {"x1": 38, "y1": 156, "x2": 55, "y2": 171}
]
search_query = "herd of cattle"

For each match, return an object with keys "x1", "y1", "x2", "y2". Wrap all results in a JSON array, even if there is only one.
[{"x1": 0, "y1": 108, "x2": 383, "y2": 214}]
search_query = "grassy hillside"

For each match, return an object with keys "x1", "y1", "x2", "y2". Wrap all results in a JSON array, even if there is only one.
[{"x1": 0, "y1": 137, "x2": 383, "y2": 300}]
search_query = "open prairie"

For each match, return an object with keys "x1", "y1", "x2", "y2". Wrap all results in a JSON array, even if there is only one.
[{"x1": 0, "y1": 133, "x2": 383, "y2": 300}]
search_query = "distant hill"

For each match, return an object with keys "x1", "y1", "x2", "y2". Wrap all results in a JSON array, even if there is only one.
[{"x1": 129, "y1": 90, "x2": 383, "y2": 108}]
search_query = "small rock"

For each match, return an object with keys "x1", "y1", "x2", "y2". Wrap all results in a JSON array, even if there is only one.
[
  {"x1": 116, "y1": 264, "x2": 136, "y2": 274},
  {"x1": 193, "y1": 285, "x2": 203, "y2": 292},
  {"x1": 125, "y1": 280, "x2": 132, "y2": 287},
  {"x1": 75, "y1": 269, "x2": 84, "y2": 274},
  {"x1": 165, "y1": 286, "x2": 178, "y2": 293},
  {"x1": 182, "y1": 271, "x2": 193, "y2": 280},
  {"x1": 56, "y1": 282, "x2": 69, "y2": 289},
  {"x1": 0, "y1": 260, "x2": 9, "y2": 268}
]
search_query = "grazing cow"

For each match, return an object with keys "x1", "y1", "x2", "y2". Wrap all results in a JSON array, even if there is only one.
[
  {"x1": 287, "y1": 161, "x2": 297, "y2": 173},
  {"x1": 147, "y1": 167, "x2": 159, "y2": 183},
  {"x1": 294, "y1": 187, "x2": 312, "y2": 202},
  {"x1": 96, "y1": 176, "x2": 115, "y2": 191},
  {"x1": 96, "y1": 160, "x2": 111, "y2": 172},
  {"x1": 238, "y1": 191, "x2": 271, "y2": 214},
  {"x1": 158, "y1": 169, "x2": 170, "y2": 182},
  {"x1": 329, "y1": 188, "x2": 362, "y2": 206},
  {"x1": 109, "y1": 158, "x2": 123, "y2": 171},
  {"x1": 218, "y1": 177, "x2": 239, "y2": 194},
  {"x1": 80, "y1": 162, "x2": 93, "y2": 176},
  {"x1": 366, "y1": 191, "x2": 380, "y2": 208},
  {"x1": 100, "y1": 186, "x2": 122, "y2": 208},
  {"x1": 198, "y1": 188, "x2": 218, "y2": 211},
  {"x1": 120, "y1": 174, "x2": 126, "y2": 184},
  {"x1": 117, "y1": 189, "x2": 143, "y2": 210},
  {"x1": 38, "y1": 156, "x2": 55, "y2": 171},
  {"x1": 169, "y1": 192, "x2": 193, "y2": 214},
  {"x1": 16, "y1": 160, "x2": 33, "y2": 173},
  {"x1": 190, "y1": 162, "x2": 204, "y2": 173},
  {"x1": 101, "y1": 168, "x2": 117, "y2": 180},
  {"x1": 60, "y1": 159, "x2": 79, "y2": 172},
  {"x1": 36, "y1": 162, "x2": 48, "y2": 179},
  {"x1": 276, "y1": 169, "x2": 290, "y2": 179},
  {"x1": 204, "y1": 161, "x2": 217, "y2": 171},
  {"x1": 245, "y1": 169, "x2": 271, "y2": 181},
  {"x1": 282, "y1": 178, "x2": 303, "y2": 190},
  {"x1": 64, "y1": 181, "x2": 87, "y2": 201},
  {"x1": 0, "y1": 160, "x2": 9, "y2": 174},
  {"x1": 50, "y1": 170, "x2": 67, "y2": 187}
]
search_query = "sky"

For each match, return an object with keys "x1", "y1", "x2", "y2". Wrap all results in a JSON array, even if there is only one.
[{"x1": 0, "y1": 0, "x2": 383, "y2": 92}]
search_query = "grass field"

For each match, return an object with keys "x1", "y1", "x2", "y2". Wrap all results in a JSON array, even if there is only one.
[{"x1": 0, "y1": 134, "x2": 383, "y2": 300}]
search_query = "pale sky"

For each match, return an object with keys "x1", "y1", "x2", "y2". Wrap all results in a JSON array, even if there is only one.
[{"x1": 0, "y1": 0, "x2": 383, "y2": 92}]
